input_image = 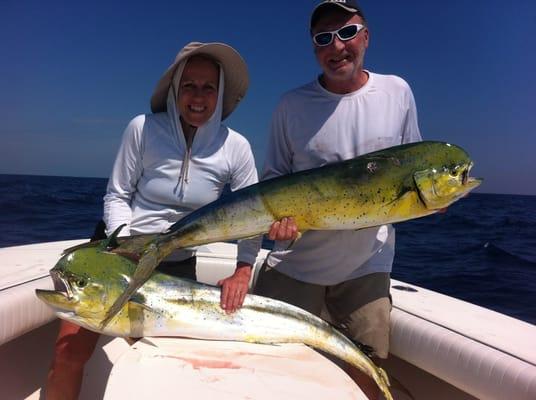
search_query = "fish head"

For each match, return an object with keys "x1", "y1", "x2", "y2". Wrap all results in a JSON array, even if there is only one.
[
  {"x1": 35, "y1": 245, "x2": 136, "y2": 330},
  {"x1": 413, "y1": 143, "x2": 483, "y2": 210}
]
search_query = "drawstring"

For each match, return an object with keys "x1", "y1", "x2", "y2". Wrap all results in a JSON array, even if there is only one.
[
  {"x1": 179, "y1": 148, "x2": 191, "y2": 185},
  {"x1": 169, "y1": 80, "x2": 192, "y2": 198},
  {"x1": 176, "y1": 133, "x2": 193, "y2": 198}
]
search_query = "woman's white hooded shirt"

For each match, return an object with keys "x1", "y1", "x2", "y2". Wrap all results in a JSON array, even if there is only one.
[{"x1": 103, "y1": 62, "x2": 260, "y2": 264}]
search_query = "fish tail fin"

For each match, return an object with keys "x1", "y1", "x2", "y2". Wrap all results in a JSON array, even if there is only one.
[
  {"x1": 378, "y1": 366, "x2": 391, "y2": 387},
  {"x1": 372, "y1": 366, "x2": 396, "y2": 400},
  {"x1": 100, "y1": 243, "x2": 161, "y2": 329}
]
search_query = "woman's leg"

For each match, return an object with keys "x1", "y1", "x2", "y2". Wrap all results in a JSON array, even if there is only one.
[{"x1": 46, "y1": 320, "x2": 100, "y2": 400}]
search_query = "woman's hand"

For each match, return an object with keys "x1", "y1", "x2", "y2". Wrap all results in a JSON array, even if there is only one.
[
  {"x1": 217, "y1": 217, "x2": 298, "y2": 313},
  {"x1": 218, "y1": 262, "x2": 252, "y2": 314},
  {"x1": 268, "y1": 217, "x2": 299, "y2": 241}
]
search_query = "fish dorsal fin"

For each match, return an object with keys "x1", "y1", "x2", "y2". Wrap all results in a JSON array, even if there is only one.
[{"x1": 99, "y1": 224, "x2": 126, "y2": 251}]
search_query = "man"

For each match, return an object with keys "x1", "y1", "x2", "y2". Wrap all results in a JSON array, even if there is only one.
[{"x1": 254, "y1": 1, "x2": 422, "y2": 398}]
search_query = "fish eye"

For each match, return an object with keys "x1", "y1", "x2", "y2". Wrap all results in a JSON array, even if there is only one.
[
  {"x1": 76, "y1": 278, "x2": 87, "y2": 287},
  {"x1": 449, "y1": 166, "x2": 460, "y2": 176}
]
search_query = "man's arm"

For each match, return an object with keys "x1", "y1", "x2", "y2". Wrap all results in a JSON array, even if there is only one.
[{"x1": 261, "y1": 100, "x2": 294, "y2": 180}]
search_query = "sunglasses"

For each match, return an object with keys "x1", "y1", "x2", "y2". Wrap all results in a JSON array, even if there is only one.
[{"x1": 312, "y1": 23, "x2": 365, "y2": 47}]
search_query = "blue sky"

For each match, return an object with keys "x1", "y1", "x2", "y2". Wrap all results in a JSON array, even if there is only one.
[{"x1": 1, "y1": 0, "x2": 535, "y2": 195}]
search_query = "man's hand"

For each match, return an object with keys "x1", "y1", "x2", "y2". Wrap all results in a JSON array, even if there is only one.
[
  {"x1": 268, "y1": 217, "x2": 299, "y2": 241},
  {"x1": 218, "y1": 262, "x2": 252, "y2": 314}
]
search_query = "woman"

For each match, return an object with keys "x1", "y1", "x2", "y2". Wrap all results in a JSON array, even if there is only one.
[
  {"x1": 103, "y1": 42, "x2": 261, "y2": 312},
  {"x1": 46, "y1": 41, "x2": 297, "y2": 400}
]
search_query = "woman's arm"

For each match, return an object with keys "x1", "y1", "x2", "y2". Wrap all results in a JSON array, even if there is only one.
[{"x1": 103, "y1": 115, "x2": 145, "y2": 236}]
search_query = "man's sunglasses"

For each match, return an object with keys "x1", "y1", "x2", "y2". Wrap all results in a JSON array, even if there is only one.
[{"x1": 312, "y1": 23, "x2": 365, "y2": 47}]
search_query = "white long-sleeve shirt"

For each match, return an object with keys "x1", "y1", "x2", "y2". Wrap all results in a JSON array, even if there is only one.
[
  {"x1": 262, "y1": 71, "x2": 422, "y2": 285},
  {"x1": 104, "y1": 65, "x2": 261, "y2": 265}
]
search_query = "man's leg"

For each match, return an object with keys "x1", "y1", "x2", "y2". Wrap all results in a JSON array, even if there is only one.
[
  {"x1": 253, "y1": 262, "x2": 325, "y2": 315},
  {"x1": 338, "y1": 298, "x2": 391, "y2": 399},
  {"x1": 326, "y1": 273, "x2": 391, "y2": 400},
  {"x1": 46, "y1": 320, "x2": 100, "y2": 400}
]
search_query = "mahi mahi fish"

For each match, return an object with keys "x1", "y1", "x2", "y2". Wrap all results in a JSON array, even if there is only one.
[
  {"x1": 36, "y1": 244, "x2": 394, "y2": 399},
  {"x1": 101, "y1": 141, "x2": 481, "y2": 327}
]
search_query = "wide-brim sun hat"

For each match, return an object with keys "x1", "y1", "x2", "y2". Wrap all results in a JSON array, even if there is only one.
[{"x1": 150, "y1": 42, "x2": 249, "y2": 120}]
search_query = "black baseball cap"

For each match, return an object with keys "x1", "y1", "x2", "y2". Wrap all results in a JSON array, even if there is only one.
[{"x1": 310, "y1": 0, "x2": 366, "y2": 30}]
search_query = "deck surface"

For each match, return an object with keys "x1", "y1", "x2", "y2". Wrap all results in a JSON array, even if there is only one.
[{"x1": 104, "y1": 337, "x2": 366, "y2": 400}]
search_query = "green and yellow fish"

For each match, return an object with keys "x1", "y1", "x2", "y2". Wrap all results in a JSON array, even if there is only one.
[
  {"x1": 102, "y1": 141, "x2": 481, "y2": 326},
  {"x1": 36, "y1": 244, "x2": 394, "y2": 399}
]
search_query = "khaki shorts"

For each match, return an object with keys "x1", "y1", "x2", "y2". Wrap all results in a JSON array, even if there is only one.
[{"x1": 254, "y1": 264, "x2": 391, "y2": 359}]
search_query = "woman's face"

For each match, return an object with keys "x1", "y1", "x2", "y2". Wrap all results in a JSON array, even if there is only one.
[{"x1": 177, "y1": 56, "x2": 219, "y2": 128}]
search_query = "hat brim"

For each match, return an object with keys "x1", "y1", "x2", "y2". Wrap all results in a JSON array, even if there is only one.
[{"x1": 150, "y1": 42, "x2": 248, "y2": 120}]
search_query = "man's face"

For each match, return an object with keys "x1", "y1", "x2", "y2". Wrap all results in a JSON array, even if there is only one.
[{"x1": 312, "y1": 10, "x2": 369, "y2": 90}]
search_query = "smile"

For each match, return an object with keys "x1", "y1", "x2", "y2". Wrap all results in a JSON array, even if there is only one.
[
  {"x1": 188, "y1": 105, "x2": 206, "y2": 113},
  {"x1": 329, "y1": 54, "x2": 351, "y2": 66}
]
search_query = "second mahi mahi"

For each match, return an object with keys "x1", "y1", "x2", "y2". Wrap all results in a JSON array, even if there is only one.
[{"x1": 36, "y1": 245, "x2": 394, "y2": 399}]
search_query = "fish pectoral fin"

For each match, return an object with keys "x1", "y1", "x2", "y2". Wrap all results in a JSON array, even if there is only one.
[
  {"x1": 125, "y1": 299, "x2": 165, "y2": 330},
  {"x1": 127, "y1": 299, "x2": 157, "y2": 314},
  {"x1": 128, "y1": 293, "x2": 166, "y2": 317},
  {"x1": 99, "y1": 244, "x2": 160, "y2": 329},
  {"x1": 128, "y1": 293, "x2": 154, "y2": 312},
  {"x1": 386, "y1": 190, "x2": 423, "y2": 219},
  {"x1": 413, "y1": 169, "x2": 438, "y2": 209}
]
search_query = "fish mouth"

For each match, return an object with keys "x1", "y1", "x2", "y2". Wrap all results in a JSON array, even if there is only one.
[
  {"x1": 50, "y1": 270, "x2": 74, "y2": 299},
  {"x1": 462, "y1": 162, "x2": 483, "y2": 189},
  {"x1": 462, "y1": 167, "x2": 469, "y2": 184},
  {"x1": 35, "y1": 270, "x2": 77, "y2": 311}
]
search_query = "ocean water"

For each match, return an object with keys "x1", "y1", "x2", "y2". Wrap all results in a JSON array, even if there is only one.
[{"x1": 1, "y1": 174, "x2": 535, "y2": 324}]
